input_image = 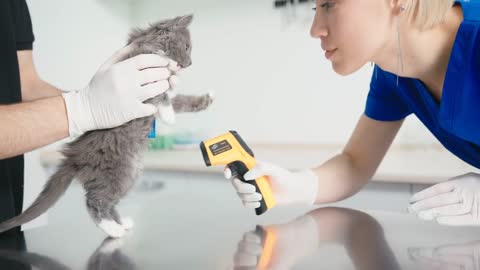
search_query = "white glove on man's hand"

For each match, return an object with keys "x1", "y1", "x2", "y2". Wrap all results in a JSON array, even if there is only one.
[
  {"x1": 409, "y1": 172, "x2": 480, "y2": 226},
  {"x1": 62, "y1": 45, "x2": 179, "y2": 137},
  {"x1": 224, "y1": 161, "x2": 318, "y2": 208}
]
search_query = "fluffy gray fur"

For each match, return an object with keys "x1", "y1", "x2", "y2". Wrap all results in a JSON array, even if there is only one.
[{"x1": 0, "y1": 14, "x2": 213, "y2": 237}]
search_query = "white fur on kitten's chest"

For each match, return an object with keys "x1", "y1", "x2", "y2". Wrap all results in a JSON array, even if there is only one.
[{"x1": 155, "y1": 89, "x2": 177, "y2": 125}]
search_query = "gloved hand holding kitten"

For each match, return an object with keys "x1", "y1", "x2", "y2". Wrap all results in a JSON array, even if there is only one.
[{"x1": 62, "y1": 44, "x2": 179, "y2": 137}]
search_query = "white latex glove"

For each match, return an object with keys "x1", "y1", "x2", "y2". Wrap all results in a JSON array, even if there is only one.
[
  {"x1": 62, "y1": 45, "x2": 179, "y2": 137},
  {"x1": 232, "y1": 215, "x2": 319, "y2": 270},
  {"x1": 224, "y1": 161, "x2": 318, "y2": 208},
  {"x1": 408, "y1": 172, "x2": 480, "y2": 226},
  {"x1": 408, "y1": 241, "x2": 480, "y2": 270}
]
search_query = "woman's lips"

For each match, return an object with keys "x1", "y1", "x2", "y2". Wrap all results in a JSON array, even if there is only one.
[{"x1": 325, "y1": 48, "x2": 337, "y2": 60}]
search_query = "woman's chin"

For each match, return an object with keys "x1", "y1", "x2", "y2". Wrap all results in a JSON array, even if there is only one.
[{"x1": 332, "y1": 61, "x2": 363, "y2": 76}]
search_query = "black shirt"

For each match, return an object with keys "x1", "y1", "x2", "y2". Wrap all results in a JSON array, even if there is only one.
[{"x1": 0, "y1": 0, "x2": 35, "y2": 230}]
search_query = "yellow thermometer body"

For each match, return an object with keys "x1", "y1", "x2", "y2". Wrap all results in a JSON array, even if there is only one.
[{"x1": 200, "y1": 131, "x2": 276, "y2": 215}]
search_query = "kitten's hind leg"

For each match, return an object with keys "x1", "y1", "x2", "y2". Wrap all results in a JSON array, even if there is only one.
[
  {"x1": 86, "y1": 197, "x2": 126, "y2": 238},
  {"x1": 110, "y1": 207, "x2": 134, "y2": 230},
  {"x1": 97, "y1": 218, "x2": 126, "y2": 239},
  {"x1": 97, "y1": 236, "x2": 125, "y2": 254},
  {"x1": 172, "y1": 92, "x2": 214, "y2": 113}
]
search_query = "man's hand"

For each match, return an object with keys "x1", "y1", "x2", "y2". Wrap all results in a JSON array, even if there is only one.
[{"x1": 62, "y1": 45, "x2": 178, "y2": 137}]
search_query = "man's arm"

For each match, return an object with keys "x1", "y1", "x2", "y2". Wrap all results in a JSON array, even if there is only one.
[
  {"x1": 17, "y1": 50, "x2": 62, "y2": 101},
  {"x1": 0, "y1": 96, "x2": 69, "y2": 159}
]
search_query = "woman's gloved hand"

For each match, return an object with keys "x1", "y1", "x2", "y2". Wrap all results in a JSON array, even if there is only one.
[
  {"x1": 409, "y1": 172, "x2": 480, "y2": 226},
  {"x1": 62, "y1": 45, "x2": 178, "y2": 137},
  {"x1": 224, "y1": 160, "x2": 319, "y2": 208}
]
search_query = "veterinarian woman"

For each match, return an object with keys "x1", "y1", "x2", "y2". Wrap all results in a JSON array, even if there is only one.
[
  {"x1": 225, "y1": 0, "x2": 480, "y2": 226},
  {"x1": 0, "y1": 0, "x2": 178, "y2": 238}
]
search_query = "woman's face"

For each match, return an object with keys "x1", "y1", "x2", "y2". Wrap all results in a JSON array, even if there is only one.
[{"x1": 310, "y1": 0, "x2": 395, "y2": 75}]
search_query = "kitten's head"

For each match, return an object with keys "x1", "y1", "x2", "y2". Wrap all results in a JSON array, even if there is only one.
[{"x1": 128, "y1": 14, "x2": 193, "y2": 68}]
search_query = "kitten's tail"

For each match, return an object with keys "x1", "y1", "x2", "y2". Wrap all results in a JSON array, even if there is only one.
[{"x1": 0, "y1": 162, "x2": 77, "y2": 233}]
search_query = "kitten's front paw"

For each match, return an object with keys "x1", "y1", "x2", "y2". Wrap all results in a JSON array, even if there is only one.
[
  {"x1": 121, "y1": 217, "x2": 135, "y2": 230},
  {"x1": 98, "y1": 220, "x2": 126, "y2": 238},
  {"x1": 199, "y1": 91, "x2": 214, "y2": 110},
  {"x1": 207, "y1": 91, "x2": 215, "y2": 100}
]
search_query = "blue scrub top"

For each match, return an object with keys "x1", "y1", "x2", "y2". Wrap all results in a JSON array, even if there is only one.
[{"x1": 364, "y1": 0, "x2": 480, "y2": 169}]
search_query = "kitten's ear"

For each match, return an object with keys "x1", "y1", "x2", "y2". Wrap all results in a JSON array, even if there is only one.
[
  {"x1": 174, "y1": 14, "x2": 193, "y2": 28},
  {"x1": 127, "y1": 28, "x2": 144, "y2": 44}
]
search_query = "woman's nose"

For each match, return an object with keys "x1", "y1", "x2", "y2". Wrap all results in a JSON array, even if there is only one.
[{"x1": 310, "y1": 17, "x2": 327, "y2": 38}]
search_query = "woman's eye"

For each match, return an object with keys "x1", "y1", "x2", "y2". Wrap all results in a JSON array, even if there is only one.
[{"x1": 313, "y1": 1, "x2": 335, "y2": 11}]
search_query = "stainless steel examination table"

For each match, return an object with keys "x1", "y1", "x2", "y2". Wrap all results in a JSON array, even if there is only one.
[{"x1": 0, "y1": 171, "x2": 479, "y2": 270}]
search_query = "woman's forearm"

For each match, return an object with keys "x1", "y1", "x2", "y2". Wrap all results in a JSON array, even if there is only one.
[{"x1": 312, "y1": 152, "x2": 372, "y2": 204}]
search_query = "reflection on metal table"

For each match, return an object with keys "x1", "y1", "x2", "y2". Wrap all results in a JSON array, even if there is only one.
[{"x1": 1, "y1": 171, "x2": 480, "y2": 269}]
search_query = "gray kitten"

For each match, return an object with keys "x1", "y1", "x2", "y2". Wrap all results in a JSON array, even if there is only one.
[{"x1": 0, "y1": 14, "x2": 213, "y2": 238}]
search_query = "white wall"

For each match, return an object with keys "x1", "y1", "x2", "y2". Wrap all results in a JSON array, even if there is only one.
[
  {"x1": 27, "y1": 0, "x2": 438, "y2": 146},
  {"x1": 27, "y1": 0, "x2": 132, "y2": 91},
  {"x1": 130, "y1": 0, "x2": 437, "y2": 145}
]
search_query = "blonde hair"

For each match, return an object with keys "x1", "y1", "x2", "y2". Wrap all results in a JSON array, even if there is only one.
[{"x1": 405, "y1": 0, "x2": 455, "y2": 30}]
